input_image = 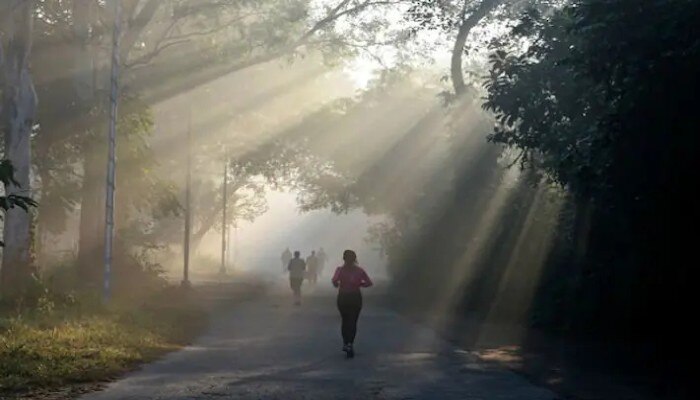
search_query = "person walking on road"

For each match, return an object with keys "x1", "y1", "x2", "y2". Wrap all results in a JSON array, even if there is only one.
[
  {"x1": 331, "y1": 250, "x2": 373, "y2": 358},
  {"x1": 281, "y1": 247, "x2": 292, "y2": 273},
  {"x1": 287, "y1": 251, "x2": 306, "y2": 305},
  {"x1": 306, "y1": 250, "x2": 319, "y2": 284},
  {"x1": 317, "y1": 247, "x2": 327, "y2": 277}
]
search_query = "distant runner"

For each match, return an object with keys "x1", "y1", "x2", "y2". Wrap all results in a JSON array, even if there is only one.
[
  {"x1": 287, "y1": 251, "x2": 306, "y2": 306},
  {"x1": 317, "y1": 247, "x2": 327, "y2": 277},
  {"x1": 281, "y1": 247, "x2": 292, "y2": 273},
  {"x1": 306, "y1": 251, "x2": 319, "y2": 284},
  {"x1": 331, "y1": 250, "x2": 373, "y2": 358}
]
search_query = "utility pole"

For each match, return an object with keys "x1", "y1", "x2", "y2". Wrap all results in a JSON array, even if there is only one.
[
  {"x1": 233, "y1": 223, "x2": 238, "y2": 269},
  {"x1": 182, "y1": 112, "x2": 192, "y2": 287},
  {"x1": 103, "y1": 0, "x2": 121, "y2": 302},
  {"x1": 227, "y1": 223, "x2": 233, "y2": 269},
  {"x1": 220, "y1": 158, "x2": 228, "y2": 275}
]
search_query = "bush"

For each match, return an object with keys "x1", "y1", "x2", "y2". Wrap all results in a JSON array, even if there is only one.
[{"x1": 0, "y1": 284, "x2": 206, "y2": 396}]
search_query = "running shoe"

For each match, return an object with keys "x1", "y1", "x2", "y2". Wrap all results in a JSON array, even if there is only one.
[{"x1": 345, "y1": 344, "x2": 354, "y2": 359}]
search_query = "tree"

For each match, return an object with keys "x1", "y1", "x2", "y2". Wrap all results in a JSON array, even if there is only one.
[
  {"x1": 1, "y1": 0, "x2": 38, "y2": 295},
  {"x1": 25, "y1": 0, "x2": 480, "y2": 284},
  {"x1": 407, "y1": 0, "x2": 505, "y2": 95},
  {"x1": 58, "y1": 0, "x2": 415, "y2": 283},
  {"x1": 482, "y1": 0, "x2": 700, "y2": 339},
  {"x1": 186, "y1": 158, "x2": 268, "y2": 256}
]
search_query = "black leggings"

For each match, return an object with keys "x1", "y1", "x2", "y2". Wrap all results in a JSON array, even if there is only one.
[{"x1": 337, "y1": 291, "x2": 362, "y2": 344}]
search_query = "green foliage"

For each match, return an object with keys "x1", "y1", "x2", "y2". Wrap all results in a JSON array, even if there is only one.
[
  {"x1": 483, "y1": 4, "x2": 606, "y2": 195},
  {"x1": 407, "y1": 0, "x2": 469, "y2": 32},
  {"x1": 483, "y1": 0, "x2": 700, "y2": 200},
  {"x1": 480, "y1": 0, "x2": 700, "y2": 339},
  {"x1": 0, "y1": 160, "x2": 38, "y2": 246},
  {"x1": 0, "y1": 286, "x2": 206, "y2": 396},
  {"x1": 0, "y1": 257, "x2": 204, "y2": 396},
  {"x1": 27, "y1": 0, "x2": 418, "y2": 259},
  {"x1": 0, "y1": 161, "x2": 38, "y2": 216}
]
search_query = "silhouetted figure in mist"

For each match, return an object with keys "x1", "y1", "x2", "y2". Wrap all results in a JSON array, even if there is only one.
[
  {"x1": 332, "y1": 250, "x2": 373, "y2": 358},
  {"x1": 306, "y1": 250, "x2": 319, "y2": 284},
  {"x1": 317, "y1": 247, "x2": 327, "y2": 277},
  {"x1": 281, "y1": 247, "x2": 292, "y2": 273},
  {"x1": 287, "y1": 251, "x2": 306, "y2": 306}
]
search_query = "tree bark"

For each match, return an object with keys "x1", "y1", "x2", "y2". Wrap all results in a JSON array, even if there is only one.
[
  {"x1": 76, "y1": 141, "x2": 106, "y2": 285},
  {"x1": 73, "y1": 0, "x2": 105, "y2": 285},
  {"x1": 1, "y1": 0, "x2": 38, "y2": 295},
  {"x1": 451, "y1": 0, "x2": 502, "y2": 96}
]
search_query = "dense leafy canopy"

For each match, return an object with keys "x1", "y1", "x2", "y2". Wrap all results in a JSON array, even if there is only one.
[{"x1": 485, "y1": 0, "x2": 700, "y2": 201}]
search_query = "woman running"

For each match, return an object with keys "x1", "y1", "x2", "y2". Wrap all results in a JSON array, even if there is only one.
[{"x1": 331, "y1": 250, "x2": 373, "y2": 358}]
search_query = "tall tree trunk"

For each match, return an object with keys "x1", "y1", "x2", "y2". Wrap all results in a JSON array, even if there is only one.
[
  {"x1": 77, "y1": 142, "x2": 106, "y2": 285},
  {"x1": 73, "y1": 0, "x2": 105, "y2": 285},
  {"x1": 1, "y1": 0, "x2": 38, "y2": 295},
  {"x1": 451, "y1": 0, "x2": 502, "y2": 96}
]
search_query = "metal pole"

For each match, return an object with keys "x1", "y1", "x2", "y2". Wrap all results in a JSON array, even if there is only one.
[
  {"x1": 183, "y1": 112, "x2": 192, "y2": 286},
  {"x1": 103, "y1": 0, "x2": 121, "y2": 303},
  {"x1": 220, "y1": 159, "x2": 227, "y2": 275},
  {"x1": 227, "y1": 223, "x2": 232, "y2": 268},
  {"x1": 234, "y1": 223, "x2": 238, "y2": 267}
]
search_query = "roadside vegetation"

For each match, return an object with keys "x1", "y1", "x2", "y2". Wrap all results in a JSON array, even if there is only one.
[{"x1": 0, "y1": 265, "x2": 207, "y2": 398}]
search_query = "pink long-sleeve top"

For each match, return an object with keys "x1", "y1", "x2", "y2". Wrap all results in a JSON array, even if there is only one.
[{"x1": 332, "y1": 265, "x2": 373, "y2": 293}]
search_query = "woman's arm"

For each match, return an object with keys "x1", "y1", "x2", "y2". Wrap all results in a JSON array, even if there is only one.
[{"x1": 360, "y1": 269, "x2": 373, "y2": 288}]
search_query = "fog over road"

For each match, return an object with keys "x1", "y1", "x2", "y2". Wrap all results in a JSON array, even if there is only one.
[{"x1": 81, "y1": 282, "x2": 555, "y2": 400}]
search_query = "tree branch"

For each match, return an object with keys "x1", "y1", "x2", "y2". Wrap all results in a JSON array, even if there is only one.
[
  {"x1": 297, "y1": 0, "x2": 406, "y2": 45},
  {"x1": 120, "y1": 0, "x2": 162, "y2": 64},
  {"x1": 124, "y1": 9, "x2": 266, "y2": 69},
  {"x1": 451, "y1": 0, "x2": 502, "y2": 95}
]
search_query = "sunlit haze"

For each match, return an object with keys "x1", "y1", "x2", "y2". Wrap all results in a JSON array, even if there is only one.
[{"x1": 1, "y1": 1, "x2": 693, "y2": 399}]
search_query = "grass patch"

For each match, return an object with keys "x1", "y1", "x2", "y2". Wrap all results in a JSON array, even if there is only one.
[{"x1": 0, "y1": 286, "x2": 207, "y2": 397}]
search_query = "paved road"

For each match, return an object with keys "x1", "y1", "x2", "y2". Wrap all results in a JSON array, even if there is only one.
[{"x1": 82, "y1": 285, "x2": 555, "y2": 400}]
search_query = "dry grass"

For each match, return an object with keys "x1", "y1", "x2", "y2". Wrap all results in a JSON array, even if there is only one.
[{"x1": 0, "y1": 286, "x2": 207, "y2": 398}]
